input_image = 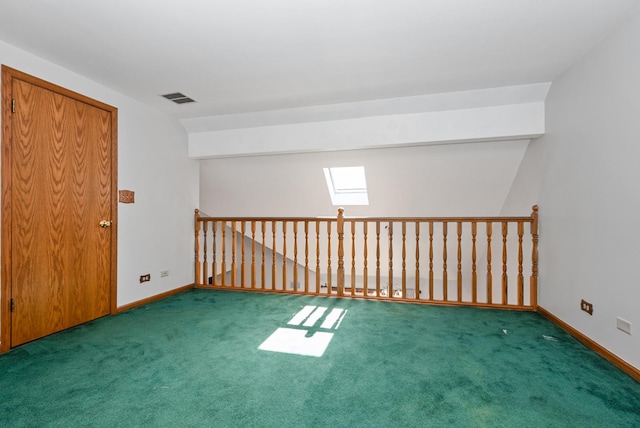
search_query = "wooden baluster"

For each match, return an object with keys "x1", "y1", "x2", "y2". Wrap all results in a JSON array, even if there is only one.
[
  {"x1": 388, "y1": 222, "x2": 393, "y2": 298},
  {"x1": 195, "y1": 212, "x2": 536, "y2": 306},
  {"x1": 531, "y1": 205, "x2": 539, "y2": 308},
  {"x1": 401, "y1": 222, "x2": 407, "y2": 299},
  {"x1": 337, "y1": 209, "x2": 345, "y2": 297},
  {"x1": 457, "y1": 221, "x2": 462, "y2": 302},
  {"x1": 282, "y1": 220, "x2": 287, "y2": 291},
  {"x1": 293, "y1": 221, "x2": 298, "y2": 292},
  {"x1": 221, "y1": 221, "x2": 226, "y2": 286},
  {"x1": 415, "y1": 222, "x2": 420, "y2": 300},
  {"x1": 251, "y1": 221, "x2": 256, "y2": 289},
  {"x1": 442, "y1": 221, "x2": 448, "y2": 301},
  {"x1": 203, "y1": 221, "x2": 209, "y2": 287},
  {"x1": 486, "y1": 222, "x2": 492, "y2": 304},
  {"x1": 316, "y1": 221, "x2": 321, "y2": 295},
  {"x1": 231, "y1": 221, "x2": 237, "y2": 287},
  {"x1": 429, "y1": 221, "x2": 434, "y2": 300},
  {"x1": 272, "y1": 221, "x2": 277, "y2": 291},
  {"x1": 363, "y1": 221, "x2": 369, "y2": 297},
  {"x1": 194, "y1": 210, "x2": 201, "y2": 285},
  {"x1": 261, "y1": 220, "x2": 266, "y2": 290},
  {"x1": 376, "y1": 222, "x2": 381, "y2": 297},
  {"x1": 502, "y1": 221, "x2": 508, "y2": 305},
  {"x1": 471, "y1": 221, "x2": 477, "y2": 303},
  {"x1": 304, "y1": 221, "x2": 309, "y2": 294},
  {"x1": 327, "y1": 221, "x2": 332, "y2": 295},
  {"x1": 517, "y1": 221, "x2": 524, "y2": 306},
  {"x1": 351, "y1": 220, "x2": 356, "y2": 296},
  {"x1": 241, "y1": 221, "x2": 246, "y2": 287},
  {"x1": 212, "y1": 221, "x2": 217, "y2": 286}
]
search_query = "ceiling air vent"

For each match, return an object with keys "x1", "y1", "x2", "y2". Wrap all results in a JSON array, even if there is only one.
[{"x1": 161, "y1": 92, "x2": 196, "y2": 104}]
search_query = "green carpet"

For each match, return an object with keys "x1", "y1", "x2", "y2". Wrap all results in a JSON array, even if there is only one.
[{"x1": 1, "y1": 289, "x2": 639, "y2": 427}]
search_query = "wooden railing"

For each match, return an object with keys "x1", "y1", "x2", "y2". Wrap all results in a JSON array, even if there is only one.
[{"x1": 194, "y1": 206, "x2": 539, "y2": 310}]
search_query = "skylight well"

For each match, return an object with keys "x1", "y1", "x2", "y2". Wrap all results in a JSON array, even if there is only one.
[{"x1": 323, "y1": 166, "x2": 369, "y2": 206}]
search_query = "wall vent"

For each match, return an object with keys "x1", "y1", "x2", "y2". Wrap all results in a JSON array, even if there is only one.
[{"x1": 161, "y1": 92, "x2": 196, "y2": 104}]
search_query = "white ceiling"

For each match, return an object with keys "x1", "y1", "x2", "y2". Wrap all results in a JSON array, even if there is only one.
[{"x1": 0, "y1": 0, "x2": 638, "y2": 120}]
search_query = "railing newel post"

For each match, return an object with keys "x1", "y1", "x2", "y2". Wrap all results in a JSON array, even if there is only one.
[
  {"x1": 194, "y1": 209, "x2": 201, "y2": 286},
  {"x1": 315, "y1": 221, "x2": 321, "y2": 295},
  {"x1": 531, "y1": 205, "x2": 539, "y2": 308},
  {"x1": 337, "y1": 207, "x2": 345, "y2": 297}
]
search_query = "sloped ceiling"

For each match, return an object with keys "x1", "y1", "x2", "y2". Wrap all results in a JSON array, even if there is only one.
[{"x1": 0, "y1": 0, "x2": 637, "y2": 120}]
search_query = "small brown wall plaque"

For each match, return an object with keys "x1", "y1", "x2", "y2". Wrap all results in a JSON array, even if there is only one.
[{"x1": 119, "y1": 190, "x2": 135, "y2": 204}]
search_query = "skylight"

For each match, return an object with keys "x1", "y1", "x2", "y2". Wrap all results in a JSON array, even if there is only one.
[{"x1": 323, "y1": 166, "x2": 369, "y2": 206}]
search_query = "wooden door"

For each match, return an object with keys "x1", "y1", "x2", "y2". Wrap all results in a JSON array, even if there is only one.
[{"x1": 1, "y1": 66, "x2": 118, "y2": 349}]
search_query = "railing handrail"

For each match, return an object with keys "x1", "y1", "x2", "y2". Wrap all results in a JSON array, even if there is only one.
[
  {"x1": 196, "y1": 215, "x2": 338, "y2": 222},
  {"x1": 196, "y1": 214, "x2": 534, "y2": 223}
]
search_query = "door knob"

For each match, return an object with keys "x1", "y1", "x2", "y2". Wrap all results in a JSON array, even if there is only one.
[{"x1": 99, "y1": 220, "x2": 112, "y2": 228}]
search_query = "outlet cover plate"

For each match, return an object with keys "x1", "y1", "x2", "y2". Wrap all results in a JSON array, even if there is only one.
[
  {"x1": 580, "y1": 299, "x2": 593, "y2": 315},
  {"x1": 617, "y1": 317, "x2": 632, "y2": 335}
]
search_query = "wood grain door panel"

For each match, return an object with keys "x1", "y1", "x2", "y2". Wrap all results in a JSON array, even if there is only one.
[{"x1": 1, "y1": 66, "x2": 117, "y2": 349}]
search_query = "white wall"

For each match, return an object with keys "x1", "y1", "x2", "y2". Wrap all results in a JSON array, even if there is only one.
[
  {"x1": 200, "y1": 140, "x2": 530, "y2": 218},
  {"x1": 0, "y1": 40, "x2": 199, "y2": 308},
  {"x1": 503, "y1": 10, "x2": 640, "y2": 369}
]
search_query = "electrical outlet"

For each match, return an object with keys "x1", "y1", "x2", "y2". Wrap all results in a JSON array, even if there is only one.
[
  {"x1": 580, "y1": 299, "x2": 593, "y2": 315},
  {"x1": 617, "y1": 317, "x2": 632, "y2": 335},
  {"x1": 139, "y1": 274, "x2": 151, "y2": 283},
  {"x1": 160, "y1": 270, "x2": 169, "y2": 278}
]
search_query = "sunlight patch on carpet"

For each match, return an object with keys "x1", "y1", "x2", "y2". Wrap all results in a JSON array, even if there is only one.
[{"x1": 259, "y1": 306, "x2": 347, "y2": 357}]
